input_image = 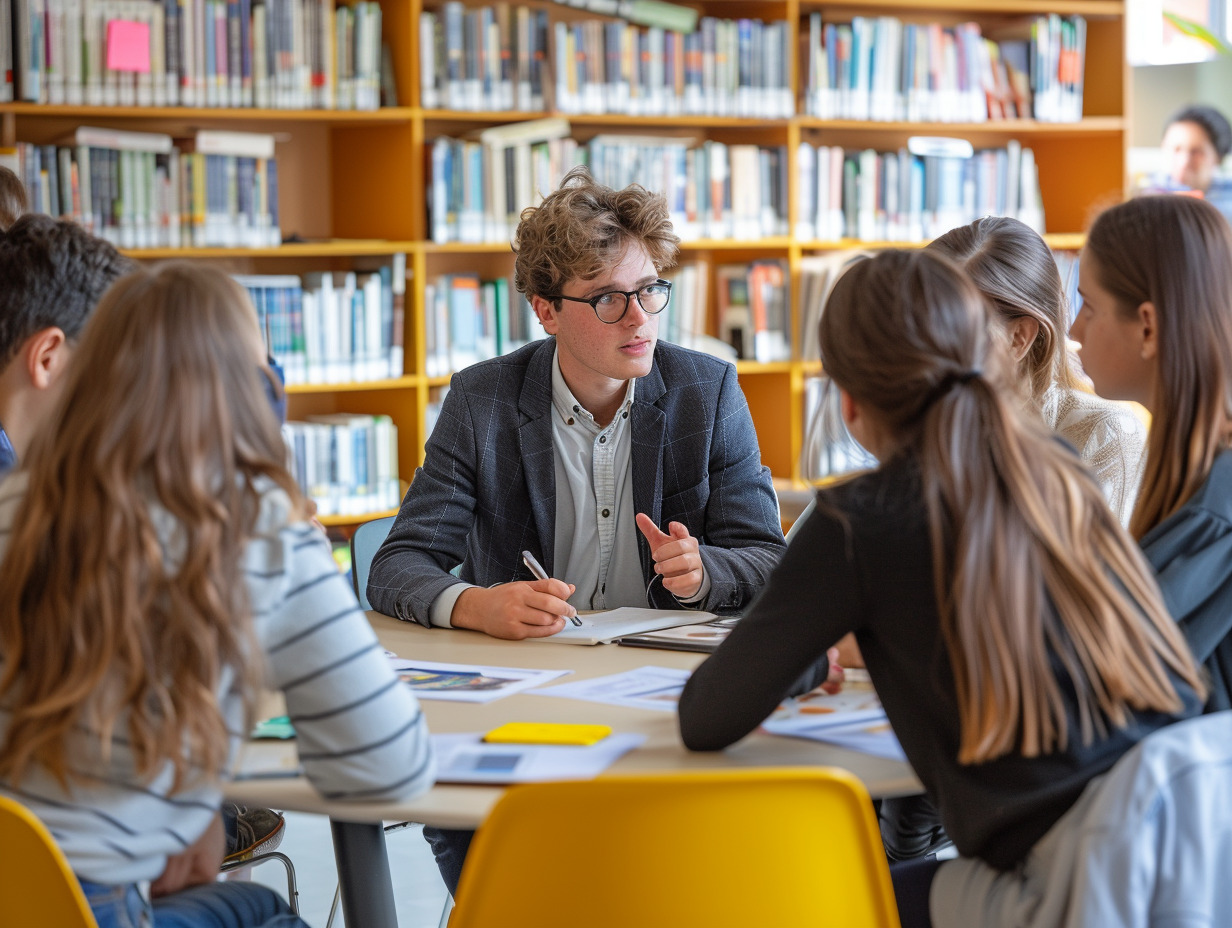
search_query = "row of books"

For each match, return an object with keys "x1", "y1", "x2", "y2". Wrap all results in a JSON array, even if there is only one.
[
  {"x1": 553, "y1": 16, "x2": 793, "y2": 118},
  {"x1": 794, "y1": 140, "x2": 1044, "y2": 244},
  {"x1": 430, "y1": 128, "x2": 789, "y2": 244},
  {"x1": 2, "y1": 0, "x2": 385, "y2": 109},
  {"x1": 423, "y1": 273, "x2": 536, "y2": 376},
  {"x1": 804, "y1": 14, "x2": 1086, "y2": 123},
  {"x1": 12, "y1": 126, "x2": 281, "y2": 248},
  {"x1": 238, "y1": 259, "x2": 406, "y2": 387},
  {"x1": 419, "y1": 2, "x2": 549, "y2": 111},
  {"x1": 284, "y1": 414, "x2": 401, "y2": 517}
]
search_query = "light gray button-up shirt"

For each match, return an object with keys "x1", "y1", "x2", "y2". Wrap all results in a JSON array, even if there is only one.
[{"x1": 430, "y1": 348, "x2": 708, "y2": 626}]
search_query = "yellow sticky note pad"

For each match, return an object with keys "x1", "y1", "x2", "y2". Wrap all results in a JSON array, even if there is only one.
[{"x1": 482, "y1": 722, "x2": 612, "y2": 746}]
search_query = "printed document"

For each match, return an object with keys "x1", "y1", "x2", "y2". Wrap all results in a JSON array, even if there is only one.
[
  {"x1": 535, "y1": 607, "x2": 716, "y2": 645},
  {"x1": 431, "y1": 732, "x2": 645, "y2": 783},
  {"x1": 385, "y1": 655, "x2": 571, "y2": 703},
  {"x1": 529, "y1": 666, "x2": 691, "y2": 711}
]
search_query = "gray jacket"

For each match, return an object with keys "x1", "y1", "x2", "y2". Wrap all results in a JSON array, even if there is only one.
[{"x1": 368, "y1": 338, "x2": 786, "y2": 625}]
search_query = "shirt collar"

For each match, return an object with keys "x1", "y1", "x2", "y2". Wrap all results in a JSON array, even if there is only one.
[{"x1": 550, "y1": 347, "x2": 636, "y2": 430}]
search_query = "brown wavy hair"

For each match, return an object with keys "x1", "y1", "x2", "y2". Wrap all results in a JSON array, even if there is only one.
[
  {"x1": 1084, "y1": 196, "x2": 1232, "y2": 540},
  {"x1": 928, "y1": 216, "x2": 1079, "y2": 403},
  {"x1": 513, "y1": 165, "x2": 680, "y2": 299},
  {"x1": 820, "y1": 250, "x2": 1204, "y2": 763},
  {"x1": 0, "y1": 262, "x2": 306, "y2": 791}
]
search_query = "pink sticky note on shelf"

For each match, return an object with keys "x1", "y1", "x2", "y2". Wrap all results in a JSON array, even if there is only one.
[{"x1": 105, "y1": 20, "x2": 151, "y2": 73}]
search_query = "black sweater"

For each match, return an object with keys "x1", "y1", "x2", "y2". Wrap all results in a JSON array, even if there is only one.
[{"x1": 679, "y1": 453, "x2": 1200, "y2": 871}]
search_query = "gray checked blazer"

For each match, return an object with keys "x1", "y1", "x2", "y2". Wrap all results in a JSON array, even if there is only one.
[{"x1": 367, "y1": 337, "x2": 786, "y2": 626}]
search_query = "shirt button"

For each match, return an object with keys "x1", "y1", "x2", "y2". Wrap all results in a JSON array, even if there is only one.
[
  {"x1": 602, "y1": 508, "x2": 610, "y2": 517},
  {"x1": 622, "y1": 411, "x2": 628, "y2": 419},
  {"x1": 566, "y1": 417, "x2": 574, "y2": 425},
  {"x1": 599, "y1": 436, "x2": 606, "y2": 444},
  {"x1": 573, "y1": 405, "x2": 580, "y2": 412}
]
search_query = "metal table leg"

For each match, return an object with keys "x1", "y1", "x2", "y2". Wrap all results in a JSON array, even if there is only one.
[{"x1": 329, "y1": 819, "x2": 399, "y2": 927}]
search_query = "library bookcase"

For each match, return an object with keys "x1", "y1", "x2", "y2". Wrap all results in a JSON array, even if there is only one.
[{"x1": 0, "y1": 0, "x2": 1129, "y2": 524}]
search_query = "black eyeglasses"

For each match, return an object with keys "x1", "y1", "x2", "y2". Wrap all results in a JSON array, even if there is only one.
[{"x1": 555, "y1": 279, "x2": 673, "y2": 324}]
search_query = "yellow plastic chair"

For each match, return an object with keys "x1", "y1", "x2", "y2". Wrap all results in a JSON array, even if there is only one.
[
  {"x1": 449, "y1": 768, "x2": 902, "y2": 928},
  {"x1": 0, "y1": 794, "x2": 98, "y2": 927}
]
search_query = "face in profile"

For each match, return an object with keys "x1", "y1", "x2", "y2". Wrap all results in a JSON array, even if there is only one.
[
  {"x1": 1070, "y1": 253, "x2": 1155, "y2": 408},
  {"x1": 1163, "y1": 120, "x2": 1220, "y2": 192}
]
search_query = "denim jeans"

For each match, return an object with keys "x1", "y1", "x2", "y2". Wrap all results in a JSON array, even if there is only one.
[{"x1": 78, "y1": 879, "x2": 308, "y2": 928}]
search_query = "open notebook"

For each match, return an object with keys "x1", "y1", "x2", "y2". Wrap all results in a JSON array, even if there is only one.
[{"x1": 533, "y1": 607, "x2": 717, "y2": 646}]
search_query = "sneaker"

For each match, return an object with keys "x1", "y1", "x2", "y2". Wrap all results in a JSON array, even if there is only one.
[{"x1": 222, "y1": 804, "x2": 286, "y2": 864}]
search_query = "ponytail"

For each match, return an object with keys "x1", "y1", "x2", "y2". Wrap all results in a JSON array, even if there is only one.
[{"x1": 821, "y1": 252, "x2": 1205, "y2": 763}]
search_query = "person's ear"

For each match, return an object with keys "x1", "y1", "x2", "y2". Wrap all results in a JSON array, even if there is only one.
[
  {"x1": 840, "y1": 388, "x2": 859, "y2": 429},
  {"x1": 24, "y1": 327, "x2": 70, "y2": 390},
  {"x1": 1007, "y1": 316, "x2": 1041, "y2": 363},
  {"x1": 1139, "y1": 301, "x2": 1158, "y2": 362},
  {"x1": 531, "y1": 295, "x2": 559, "y2": 335}
]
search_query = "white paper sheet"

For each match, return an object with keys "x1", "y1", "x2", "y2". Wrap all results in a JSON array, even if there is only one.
[
  {"x1": 528, "y1": 666, "x2": 691, "y2": 711},
  {"x1": 760, "y1": 672, "x2": 907, "y2": 760},
  {"x1": 533, "y1": 608, "x2": 717, "y2": 646},
  {"x1": 385, "y1": 656, "x2": 571, "y2": 703},
  {"x1": 431, "y1": 732, "x2": 646, "y2": 783}
]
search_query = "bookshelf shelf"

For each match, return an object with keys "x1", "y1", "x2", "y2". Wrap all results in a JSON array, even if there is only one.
[
  {"x1": 318, "y1": 507, "x2": 401, "y2": 528},
  {"x1": 122, "y1": 242, "x2": 419, "y2": 260},
  {"x1": 287, "y1": 376, "x2": 420, "y2": 395},
  {"x1": 6, "y1": 0, "x2": 1128, "y2": 492},
  {"x1": 736, "y1": 361, "x2": 797, "y2": 375},
  {"x1": 795, "y1": 117, "x2": 1125, "y2": 136},
  {"x1": 799, "y1": 233, "x2": 1089, "y2": 251},
  {"x1": 805, "y1": 0, "x2": 1123, "y2": 14},
  {"x1": 0, "y1": 104, "x2": 416, "y2": 124}
]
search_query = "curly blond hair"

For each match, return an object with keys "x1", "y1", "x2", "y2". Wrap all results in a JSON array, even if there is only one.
[{"x1": 513, "y1": 166, "x2": 680, "y2": 299}]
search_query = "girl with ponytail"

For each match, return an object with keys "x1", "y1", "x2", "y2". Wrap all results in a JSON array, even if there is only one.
[{"x1": 679, "y1": 249, "x2": 1205, "y2": 926}]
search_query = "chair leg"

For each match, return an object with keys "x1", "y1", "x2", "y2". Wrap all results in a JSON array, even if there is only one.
[
  {"x1": 437, "y1": 893, "x2": 454, "y2": 928},
  {"x1": 220, "y1": 851, "x2": 300, "y2": 914}
]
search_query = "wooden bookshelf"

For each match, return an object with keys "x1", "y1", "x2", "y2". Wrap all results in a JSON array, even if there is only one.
[{"x1": 2, "y1": 0, "x2": 1129, "y2": 515}]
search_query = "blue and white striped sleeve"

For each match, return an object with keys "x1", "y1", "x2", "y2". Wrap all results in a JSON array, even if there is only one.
[{"x1": 255, "y1": 524, "x2": 434, "y2": 801}]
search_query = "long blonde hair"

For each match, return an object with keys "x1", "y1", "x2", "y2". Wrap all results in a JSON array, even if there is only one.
[
  {"x1": 1084, "y1": 196, "x2": 1232, "y2": 539},
  {"x1": 928, "y1": 216, "x2": 1080, "y2": 403},
  {"x1": 819, "y1": 250, "x2": 1205, "y2": 763},
  {"x1": 0, "y1": 262, "x2": 306, "y2": 791}
]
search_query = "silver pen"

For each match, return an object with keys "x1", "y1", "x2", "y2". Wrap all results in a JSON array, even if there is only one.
[{"x1": 521, "y1": 549, "x2": 582, "y2": 626}]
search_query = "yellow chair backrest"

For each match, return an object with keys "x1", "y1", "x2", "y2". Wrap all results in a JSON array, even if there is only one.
[
  {"x1": 0, "y1": 795, "x2": 99, "y2": 927},
  {"x1": 449, "y1": 767, "x2": 902, "y2": 928}
]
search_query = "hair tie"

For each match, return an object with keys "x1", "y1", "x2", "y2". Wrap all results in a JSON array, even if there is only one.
[{"x1": 923, "y1": 368, "x2": 983, "y2": 409}]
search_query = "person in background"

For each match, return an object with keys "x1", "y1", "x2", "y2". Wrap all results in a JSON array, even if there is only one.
[
  {"x1": 679, "y1": 249, "x2": 1205, "y2": 928},
  {"x1": 0, "y1": 165, "x2": 28, "y2": 229},
  {"x1": 1072, "y1": 194, "x2": 1232, "y2": 711},
  {"x1": 1145, "y1": 104, "x2": 1232, "y2": 223},
  {"x1": 929, "y1": 216, "x2": 1146, "y2": 525},
  {"x1": 0, "y1": 262, "x2": 434, "y2": 927}
]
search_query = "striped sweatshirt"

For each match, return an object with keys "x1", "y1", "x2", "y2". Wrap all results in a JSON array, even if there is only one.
[{"x1": 0, "y1": 471, "x2": 434, "y2": 884}]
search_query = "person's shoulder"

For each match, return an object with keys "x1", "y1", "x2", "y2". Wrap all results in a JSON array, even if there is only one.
[
  {"x1": 455, "y1": 339, "x2": 545, "y2": 380},
  {"x1": 1181, "y1": 448, "x2": 1232, "y2": 521},
  {"x1": 1048, "y1": 385, "x2": 1146, "y2": 447},
  {"x1": 652, "y1": 341, "x2": 734, "y2": 386},
  {"x1": 818, "y1": 455, "x2": 922, "y2": 526}
]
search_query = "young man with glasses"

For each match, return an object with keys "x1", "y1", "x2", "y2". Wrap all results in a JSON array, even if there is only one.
[
  {"x1": 368, "y1": 166, "x2": 786, "y2": 641},
  {"x1": 369, "y1": 165, "x2": 787, "y2": 899}
]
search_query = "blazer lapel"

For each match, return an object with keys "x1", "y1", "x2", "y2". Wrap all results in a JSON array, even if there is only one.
[
  {"x1": 518, "y1": 339, "x2": 557, "y2": 573},
  {"x1": 631, "y1": 357, "x2": 667, "y2": 584}
]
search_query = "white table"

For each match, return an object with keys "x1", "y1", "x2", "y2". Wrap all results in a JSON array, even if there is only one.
[{"x1": 225, "y1": 612, "x2": 921, "y2": 926}]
